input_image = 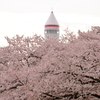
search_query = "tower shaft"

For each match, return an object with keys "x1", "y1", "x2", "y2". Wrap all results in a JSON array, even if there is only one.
[{"x1": 44, "y1": 11, "x2": 60, "y2": 39}]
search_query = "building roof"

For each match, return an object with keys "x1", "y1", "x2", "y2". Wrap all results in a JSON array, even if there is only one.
[{"x1": 45, "y1": 11, "x2": 59, "y2": 27}]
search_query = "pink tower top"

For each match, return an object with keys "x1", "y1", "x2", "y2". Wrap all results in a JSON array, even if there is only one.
[{"x1": 45, "y1": 11, "x2": 59, "y2": 27}]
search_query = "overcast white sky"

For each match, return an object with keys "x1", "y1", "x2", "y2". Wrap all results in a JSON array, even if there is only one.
[{"x1": 0, "y1": 0, "x2": 100, "y2": 46}]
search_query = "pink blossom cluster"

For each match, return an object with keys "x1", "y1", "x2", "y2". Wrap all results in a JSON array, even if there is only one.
[{"x1": 0, "y1": 27, "x2": 100, "y2": 100}]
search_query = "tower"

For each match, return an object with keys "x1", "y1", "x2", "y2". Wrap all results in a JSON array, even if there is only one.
[{"x1": 44, "y1": 11, "x2": 60, "y2": 39}]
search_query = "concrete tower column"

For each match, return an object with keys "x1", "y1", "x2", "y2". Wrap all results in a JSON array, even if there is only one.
[{"x1": 44, "y1": 11, "x2": 60, "y2": 39}]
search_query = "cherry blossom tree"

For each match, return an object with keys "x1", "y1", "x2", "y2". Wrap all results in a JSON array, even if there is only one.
[{"x1": 0, "y1": 27, "x2": 100, "y2": 100}]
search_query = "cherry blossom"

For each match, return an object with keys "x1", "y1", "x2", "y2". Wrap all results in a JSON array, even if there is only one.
[{"x1": 0, "y1": 27, "x2": 100, "y2": 100}]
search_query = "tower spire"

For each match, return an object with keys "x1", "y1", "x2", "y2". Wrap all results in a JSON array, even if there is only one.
[{"x1": 51, "y1": 8, "x2": 53, "y2": 13}]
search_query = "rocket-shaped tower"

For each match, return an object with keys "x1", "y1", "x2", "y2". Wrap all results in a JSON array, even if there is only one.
[{"x1": 44, "y1": 11, "x2": 60, "y2": 39}]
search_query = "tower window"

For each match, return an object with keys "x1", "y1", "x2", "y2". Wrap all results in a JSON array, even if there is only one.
[
  {"x1": 57, "y1": 31, "x2": 59, "y2": 34},
  {"x1": 45, "y1": 30, "x2": 59, "y2": 34},
  {"x1": 44, "y1": 30, "x2": 47, "y2": 33}
]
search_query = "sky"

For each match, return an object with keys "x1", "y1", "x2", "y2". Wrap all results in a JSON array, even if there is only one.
[{"x1": 0, "y1": 0, "x2": 100, "y2": 46}]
